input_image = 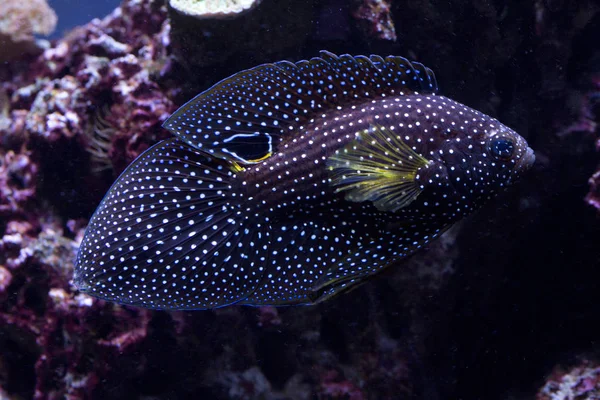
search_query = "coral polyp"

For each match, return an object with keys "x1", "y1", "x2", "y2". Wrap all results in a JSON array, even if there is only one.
[{"x1": 85, "y1": 106, "x2": 117, "y2": 174}]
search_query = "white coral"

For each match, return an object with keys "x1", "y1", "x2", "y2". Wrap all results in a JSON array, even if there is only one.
[
  {"x1": 169, "y1": 0, "x2": 262, "y2": 18},
  {"x1": 0, "y1": 0, "x2": 57, "y2": 61}
]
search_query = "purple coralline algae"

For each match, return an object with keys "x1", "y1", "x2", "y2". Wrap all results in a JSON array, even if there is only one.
[
  {"x1": 583, "y1": 77, "x2": 600, "y2": 212},
  {"x1": 351, "y1": 0, "x2": 396, "y2": 42},
  {"x1": 2, "y1": 0, "x2": 177, "y2": 177},
  {"x1": 0, "y1": 1, "x2": 176, "y2": 398},
  {"x1": 0, "y1": 151, "x2": 38, "y2": 217},
  {"x1": 537, "y1": 360, "x2": 600, "y2": 400},
  {"x1": 587, "y1": 168, "x2": 600, "y2": 211},
  {"x1": 557, "y1": 73, "x2": 600, "y2": 212}
]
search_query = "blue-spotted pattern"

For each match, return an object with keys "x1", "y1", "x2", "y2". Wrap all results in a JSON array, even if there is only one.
[
  {"x1": 74, "y1": 51, "x2": 535, "y2": 309},
  {"x1": 162, "y1": 51, "x2": 436, "y2": 163}
]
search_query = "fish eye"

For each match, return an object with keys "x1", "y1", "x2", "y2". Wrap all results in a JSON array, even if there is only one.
[{"x1": 489, "y1": 138, "x2": 515, "y2": 159}]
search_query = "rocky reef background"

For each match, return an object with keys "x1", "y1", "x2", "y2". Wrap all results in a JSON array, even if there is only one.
[{"x1": 0, "y1": 0, "x2": 599, "y2": 399}]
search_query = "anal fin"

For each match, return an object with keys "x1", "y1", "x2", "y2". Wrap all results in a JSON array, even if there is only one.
[
  {"x1": 238, "y1": 216, "x2": 357, "y2": 306},
  {"x1": 309, "y1": 238, "x2": 396, "y2": 304}
]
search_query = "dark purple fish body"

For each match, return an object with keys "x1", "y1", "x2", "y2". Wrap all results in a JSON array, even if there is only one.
[{"x1": 74, "y1": 51, "x2": 535, "y2": 309}]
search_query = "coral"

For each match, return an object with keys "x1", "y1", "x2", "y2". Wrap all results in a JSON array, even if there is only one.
[
  {"x1": 217, "y1": 366, "x2": 272, "y2": 400},
  {"x1": 0, "y1": 150, "x2": 38, "y2": 218},
  {"x1": 537, "y1": 360, "x2": 600, "y2": 400},
  {"x1": 587, "y1": 169, "x2": 600, "y2": 211},
  {"x1": 319, "y1": 371, "x2": 364, "y2": 400},
  {"x1": 0, "y1": 220, "x2": 152, "y2": 399},
  {"x1": 351, "y1": 0, "x2": 396, "y2": 42},
  {"x1": 0, "y1": 1, "x2": 180, "y2": 398},
  {"x1": 24, "y1": 76, "x2": 87, "y2": 142},
  {"x1": 0, "y1": 0, "x2": 57, "y2": 62},
  {"x1": 0, "y1": 0, "x2": 178, "y2": 189},
  {"x1": 168, "y1": 0, "x2": 314, "y2": 72},
  {"x1": 582, "y1": 77, "x2": 600, "y2": 212},
  {"x1": 85, "y1": 106, "x2": 117, "y2": 174},
  {"x1": 170, "y1": 0, "x2": 263, "y2": 18},
  {"x1": 256, "y1": 306, "x2": 282, "y2": 328},
  {"x1": 558, "y1": 73, "x2": 600, "y2": 212},
  {"x1": 559, "y1": 76, "x2": 600, "y2": 138},
  {"x1": 0, "y1": 266, "x2": 12, "y2": 293}
]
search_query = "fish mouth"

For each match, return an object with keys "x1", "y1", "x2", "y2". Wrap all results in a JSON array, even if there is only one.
[{"x1": 516, "y1": 146, "x2": 535, "y2": 172}]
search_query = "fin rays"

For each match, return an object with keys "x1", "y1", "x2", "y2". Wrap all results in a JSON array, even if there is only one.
[
  {"x1": 328, "y1": 125, "x2": 431, "y2": 212},
  {"x1": 74, "y1": 138, "x2": 270, "y2": 310}
]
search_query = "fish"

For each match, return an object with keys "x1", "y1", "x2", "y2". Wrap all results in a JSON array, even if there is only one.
[{"x1": 73, "y1": 51, "x2": 535, "y2": 310}]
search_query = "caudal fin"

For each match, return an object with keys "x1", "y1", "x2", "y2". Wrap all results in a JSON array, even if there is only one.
[{"x1": 74, "y1": 138, "x2": 270, "y2": 310}]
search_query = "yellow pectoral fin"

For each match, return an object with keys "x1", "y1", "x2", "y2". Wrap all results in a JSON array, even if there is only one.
[{"x1": 327, "y1": 125, "x2": 430, "y2": 212}]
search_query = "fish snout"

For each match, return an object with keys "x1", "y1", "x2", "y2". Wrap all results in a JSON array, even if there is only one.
[{"x1": 517, "y1": 146, "x2": 535, "y2": 172}]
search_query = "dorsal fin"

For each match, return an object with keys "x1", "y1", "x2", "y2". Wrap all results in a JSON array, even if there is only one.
[{"x1": 163, "y1": 51, "x2": 438, "y2": 164}]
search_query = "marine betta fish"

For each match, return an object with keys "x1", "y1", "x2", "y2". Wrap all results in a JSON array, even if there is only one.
[{"x1": 74, "y1": 51, "x2": 535, "y2": 310}]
